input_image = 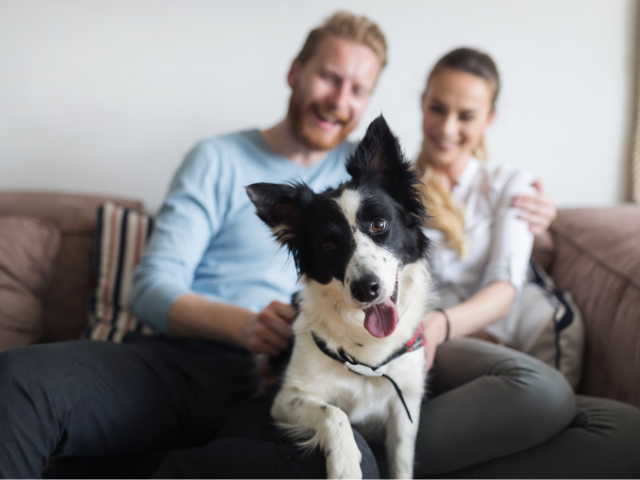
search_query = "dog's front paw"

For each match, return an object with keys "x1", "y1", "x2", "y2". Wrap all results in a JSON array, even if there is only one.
[{"x1": 326, "y1": 444, "x2": 362, "y2": 479}]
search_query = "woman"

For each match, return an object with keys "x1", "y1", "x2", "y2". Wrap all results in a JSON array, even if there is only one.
[{"x1": 410, "y1": 47, "x2": 640, "y2": 478}]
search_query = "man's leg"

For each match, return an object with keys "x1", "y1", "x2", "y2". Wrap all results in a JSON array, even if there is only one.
[
  {"x1": 152, "y1": 433, "x2": 379, "y2": 479},
  {"x1": 0, "y1": 334, "x2": 257, "y2": 478},
  {"x1": 152, "y1": 393, "x2": 380, "y2": 479}
]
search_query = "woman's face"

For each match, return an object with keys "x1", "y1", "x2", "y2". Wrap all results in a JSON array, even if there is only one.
[{"x1": 421, "y1": 68, "x2": 496, "y2": 169}]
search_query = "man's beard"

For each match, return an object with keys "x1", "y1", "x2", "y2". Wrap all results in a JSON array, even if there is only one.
[{"x1": 287, "y1": 87, "x2": 357, "y2": 151}]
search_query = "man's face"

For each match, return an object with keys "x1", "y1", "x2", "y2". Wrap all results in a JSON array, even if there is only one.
[{"x1": 287, "y1": 36, "x2": 381, "y2": 151}]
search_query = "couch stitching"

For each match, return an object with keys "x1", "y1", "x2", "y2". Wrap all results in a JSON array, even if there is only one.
[{"x1": 0, "y1": 263, "x2": 34, "y2": 294}]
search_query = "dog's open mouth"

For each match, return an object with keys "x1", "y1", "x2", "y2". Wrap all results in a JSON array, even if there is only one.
[{"x1": 363, "y1": 278, "x2": 399, "y2": 338}]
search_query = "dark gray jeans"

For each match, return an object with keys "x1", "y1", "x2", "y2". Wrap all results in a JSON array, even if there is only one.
[{"x1": 0, "y1": 334, "x2": 377, "y2": 479}]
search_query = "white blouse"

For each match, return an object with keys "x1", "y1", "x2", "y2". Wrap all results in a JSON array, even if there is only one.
[{"x1": 422, "y1": 158, "x2": 535, "y2": 328}]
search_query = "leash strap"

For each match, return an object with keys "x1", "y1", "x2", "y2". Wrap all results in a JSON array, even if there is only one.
[{"x1": 311, "y1": 330, "x2": 424, "y2": 424}]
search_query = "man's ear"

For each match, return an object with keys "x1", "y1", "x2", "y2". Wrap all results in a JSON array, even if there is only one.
[
  {"x1": 287, "y1": 59, "x2": 301, "y2": 89},
  {"x1": 245, "y1": 182, "x2": 312, "y2": 247}
]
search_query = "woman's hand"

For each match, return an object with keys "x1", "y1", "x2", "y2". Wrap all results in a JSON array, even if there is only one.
[
  {"x1": 421, "y1": 311, "x2": 449, "y2": 373},
  {"x1": 512, "y1": 180, "x2": 557, "y2": 236}
]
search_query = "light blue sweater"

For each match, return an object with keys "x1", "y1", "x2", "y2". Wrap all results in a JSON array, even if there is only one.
[{"x1": 131, "y1": 130, "x2": 355, "y2": 333}]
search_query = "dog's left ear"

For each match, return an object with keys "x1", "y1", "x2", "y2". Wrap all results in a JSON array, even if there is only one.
[
  {"x1": 245, "y1": 182, "x2": 312, "y2": 248},
  {"x1": 347, "y1": 115, "x2": 426, "y2": 219}
]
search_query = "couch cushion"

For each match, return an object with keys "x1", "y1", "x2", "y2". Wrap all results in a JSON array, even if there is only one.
[
  {"x1": 87, "y1": 202, "x2": 156, "y2": 341},
  {"x1": 0, "y1": 217, "x2": 61, "y2": 351},
  {"x1": 550, "y1": 205, "x2": 640, "y2": 407},
  {"x1": 0, "y1": 192, "x2": 144, "y2": 342}
]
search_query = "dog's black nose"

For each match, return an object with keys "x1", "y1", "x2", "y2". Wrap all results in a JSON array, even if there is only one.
[{"x1": 351, "y1": 274, "x2": 381, "y2": 303}]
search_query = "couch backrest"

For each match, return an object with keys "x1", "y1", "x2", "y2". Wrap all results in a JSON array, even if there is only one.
[
  {"x1": 0, "y1": 192, "x2": 144, "y2": 343},
  {"x1": 550, "y1": 205, "x2": 640, "y2": 408}
]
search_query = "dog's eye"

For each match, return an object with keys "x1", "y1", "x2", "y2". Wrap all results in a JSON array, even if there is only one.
[
  {"x1": 321, "y1": 242, "x2": 335, "y2": 253},
  {"x1": 371, "y1": 219, "x2": 387, "y2": 233}
]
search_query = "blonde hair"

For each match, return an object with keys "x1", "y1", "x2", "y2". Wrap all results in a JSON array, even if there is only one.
[
  {"x1": 416, "y1": 153, "x2": 468, "y2": 258},
  {"x1": 417, "y1": 48, "x2": 500, "y2": 257},
  {"x1": 297, "y1": 11, "x2": 387, "y2": 70}
]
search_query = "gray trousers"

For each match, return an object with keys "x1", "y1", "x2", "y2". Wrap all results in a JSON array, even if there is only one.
[{"x1": 415, "y1": 338, "x2": 640, "y2": 478}]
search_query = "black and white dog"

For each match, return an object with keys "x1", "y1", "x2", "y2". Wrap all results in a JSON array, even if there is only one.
[{"x1": 246, "y1": 116, "x2": 431, "y2": 479}]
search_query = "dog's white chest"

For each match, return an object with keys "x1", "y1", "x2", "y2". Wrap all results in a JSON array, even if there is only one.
[
  {"x1": 290, "y1": 344, "x2": 424, "y2": 427},
  {"x1": 333, "y1": 371, "x2": 394, "y2": 423}
]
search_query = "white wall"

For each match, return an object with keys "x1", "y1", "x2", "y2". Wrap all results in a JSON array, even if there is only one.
[{"x1": 0, "y1": 0, "x2": 634, "y2": 212}]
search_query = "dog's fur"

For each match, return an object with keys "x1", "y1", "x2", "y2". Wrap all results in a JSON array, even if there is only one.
[{"x1": 246, "y1": 116, "x2": 431, "y2": 479}]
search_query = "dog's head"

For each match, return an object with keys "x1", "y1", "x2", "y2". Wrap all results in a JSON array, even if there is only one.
[{"x1": 246, "y1": 115, "x2": 429, "y2": 338}]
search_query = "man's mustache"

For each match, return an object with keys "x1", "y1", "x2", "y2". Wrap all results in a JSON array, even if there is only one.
[{"x1": 311, "y1": 104, "x2": 351, "y2": 126}]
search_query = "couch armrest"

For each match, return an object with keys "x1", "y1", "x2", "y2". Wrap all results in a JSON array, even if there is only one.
[{"x1": 549, "y1": 205, "x2": 640, "y2": 408}]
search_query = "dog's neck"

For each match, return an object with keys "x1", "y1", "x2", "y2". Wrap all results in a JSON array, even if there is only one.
[{"x1": 311, "y1": 324, "x2": 424, "y2": 370}]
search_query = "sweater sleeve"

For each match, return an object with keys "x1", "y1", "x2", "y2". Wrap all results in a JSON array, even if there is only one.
[
  {"x1": 130, "y1": 140, "x2": 230, "y2": 333},
  {"x1": 480, "y1": 167, "x2": 535, "y2": 292}
]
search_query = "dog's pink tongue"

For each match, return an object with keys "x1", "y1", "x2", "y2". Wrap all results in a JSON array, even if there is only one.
[{"x1": 364, "y1": 299, "x2": 398, "y2": 338}]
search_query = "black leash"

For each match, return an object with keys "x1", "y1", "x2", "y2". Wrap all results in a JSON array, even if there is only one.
[{"x1": 311, "y1": 329, "x2": 424, "y2": 424}]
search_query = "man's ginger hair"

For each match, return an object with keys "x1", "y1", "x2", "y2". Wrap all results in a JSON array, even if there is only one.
[{"x1": 297, "y1": 11, "x2": 387, "y2": 70}]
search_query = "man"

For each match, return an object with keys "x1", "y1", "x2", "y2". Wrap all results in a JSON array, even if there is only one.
[
  {"x1": 0, "y1": 12, "x2": 386, "y2": 479},
  {"x1": 0, "y1": 11, "x2": 562, "y2": 479}
]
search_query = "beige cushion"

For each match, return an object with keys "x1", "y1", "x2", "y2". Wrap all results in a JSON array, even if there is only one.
[{"x1": 0, "y1": 217, "x2": 61, "y2": 351}]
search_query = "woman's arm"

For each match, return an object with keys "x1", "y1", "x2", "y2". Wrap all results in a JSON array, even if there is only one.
[
  {"x1": 441, "y1": 280, "x2": 516, "y2": 338},
  {"x1": 422, "y1": 281, "x2": 516, "y2": 370},
  {"x1": 423, "y1": 166, "x2": 535, "y2": 368}
]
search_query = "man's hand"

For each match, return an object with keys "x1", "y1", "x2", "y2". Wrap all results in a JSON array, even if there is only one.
[
  {"x1": 512, "y1": 180, "x2": 557, "y2": 236},
  {"x1": 421, "y1": 311, "x2": 449, "y2": 373},
  {"x1": 238, "y1": 300, "x2": 296, "y2": 356}
]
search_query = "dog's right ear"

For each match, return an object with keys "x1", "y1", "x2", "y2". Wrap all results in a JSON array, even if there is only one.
[{"x1": 245, "y1": 182, "x2": 312, "y2": 248}]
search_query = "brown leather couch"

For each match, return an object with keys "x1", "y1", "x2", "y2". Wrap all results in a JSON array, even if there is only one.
[{"x1": 0, "y1": 192, "x2": 639, "y2": 409}]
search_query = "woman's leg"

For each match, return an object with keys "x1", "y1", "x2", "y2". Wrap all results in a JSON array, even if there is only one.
[
  {"x1": 414, "y1": 337, "x2": 575, "y2": 477},
  {"x1": 435, "y1": 395, "x2": 640, "y2": 478}
]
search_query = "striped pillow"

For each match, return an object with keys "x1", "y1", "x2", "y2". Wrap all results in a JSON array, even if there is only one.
[{"x1": 86, "y1": 201, "x2": 156, "y2": 342}]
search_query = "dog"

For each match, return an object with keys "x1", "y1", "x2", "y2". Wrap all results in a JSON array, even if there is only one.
[{"x1": 246, "y1": 115, "x2": 431, "y2": 479}]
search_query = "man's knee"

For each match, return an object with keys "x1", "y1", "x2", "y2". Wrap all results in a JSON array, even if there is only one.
[
  {"x1": 0, "y1": 345, "x2": 76, "y2": 412},
  {"x1": 0, "y1": 347, "x2": 41, "y2": 394}
]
